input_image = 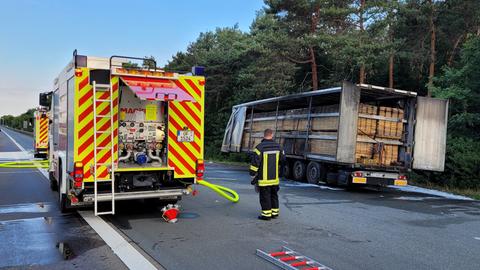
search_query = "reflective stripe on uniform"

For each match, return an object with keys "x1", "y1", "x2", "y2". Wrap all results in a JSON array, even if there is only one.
[
  {"x1": 261, "y1": 209, "x2": 272, "y2": 217},
  {"x1": 250, "y1": 165, "x2": 258, "y2": 172},
  {"x1": 258, "y1": 178, "x2": 279, "y2": 186},
  {"x1": 254, "y1": 148, "x2": 261, "y2": 156},
  {"x1": 272, "y1": 208, "x2": 279, "y2": 216}
]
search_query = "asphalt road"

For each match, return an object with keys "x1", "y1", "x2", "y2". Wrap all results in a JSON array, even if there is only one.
[
  {"x1": 0, "y1": 127, "x2": 126, "y2": 270},
  {"x1": 108, "y1": 167, "x2": 480, "y2": 269},
  {"x1": 1, "y1": 126, "x2": 480, "y2": 270}
]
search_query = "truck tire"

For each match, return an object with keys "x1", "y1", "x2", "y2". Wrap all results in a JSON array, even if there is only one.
[
  {"x1": 59, "y1": 194, "x2": 71, "y2": 213},
  {"x1": 282, "y1": 160, "x2": 291, "y2": 180},
  {"x1": 306, "y1": 161, "x2": 322, "y2": 184},
  {"x1": 292, "y1": 160, "x2": 306, "y2": 182},
  {"x1": 49, "y1": 171, "x2": 58, "y2": 191},
  {"x1": 57, "y1": 159, "x2": 70, "y2": 213}
]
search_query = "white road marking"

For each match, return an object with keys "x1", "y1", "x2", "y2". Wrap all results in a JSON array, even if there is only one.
[
  {"x1": 474, "y1": 237, "x2": 480, "y2": 241},
  {"x1": 2, "y1": 129, "x2": 27, "y2": 152},
  {"x1": 6, "y1": 128, "x2": 159, "y2": 270},
  {"x1": 79, "y1": 211, "x2": 159, "y2": 270},
  {"x1": 0, "y1": 151, "x2": 32, "y2": 161}
]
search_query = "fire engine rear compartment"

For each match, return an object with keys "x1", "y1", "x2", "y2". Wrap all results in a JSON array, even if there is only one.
[{"x1": 82, "y1": 74, "x2": 190, "y2": 196}]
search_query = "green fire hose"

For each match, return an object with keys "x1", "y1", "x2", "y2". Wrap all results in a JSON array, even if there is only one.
[
  {"x1": 0, "y1": 160, "x2": 49, "y2": 168},
  {"x1": 197, "y1": 179, "x2": 239, "y2": 203}
]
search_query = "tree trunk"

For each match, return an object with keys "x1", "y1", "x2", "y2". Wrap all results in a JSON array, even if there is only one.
[
  {"x1": 427, "y1": 0, "x2": 436, "y2": 96},
  {"x1": 359, "y1": 0, "x2": 366, "y2": 84},
  {"x1": 309, "y1": 7, "x2": 320, "y2": 91},
  {"x1": 310, "y1": 46, "x2": 318, "y2": 90},
  {"x1": 389, "y1": 54, "x2": 394, "y2": 88},
  {"x1": 447, "y1": 34, "x2": 465, "y2": 66}
]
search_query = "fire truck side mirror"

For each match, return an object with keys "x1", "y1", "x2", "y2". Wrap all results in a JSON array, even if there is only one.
[{"x1": 39, "y1": 92, "x2": 52, "y2": 108}]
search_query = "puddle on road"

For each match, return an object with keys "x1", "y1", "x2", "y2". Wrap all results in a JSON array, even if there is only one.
[
  {"x1": 0, "y1": 216, "x2": 63, "y2": 267},
  {"x1": 0, "y1": 202, "x2": 54, "y2": 214},
  {"x1": 178, "y1": 212, "x2": 200, "y2": 219}
]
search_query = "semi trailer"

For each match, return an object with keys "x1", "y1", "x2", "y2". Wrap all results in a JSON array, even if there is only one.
[
  {"x1": 42, "y1": 52, "x2": 205, "y2": 215},
  {"x1": 222, "y1": 82, "x2": 448, "y2": 187}
]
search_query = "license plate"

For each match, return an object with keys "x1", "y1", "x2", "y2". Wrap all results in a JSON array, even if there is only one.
[
  {"x1": 352, "y1": 177, "x2": 367, "y2": 184},
  {"x1": 177, "y1": 130, "x2": 194, "y2": 142},
  {"x1": 394, "y1": 179, "x2": 407, "y2": 186}
]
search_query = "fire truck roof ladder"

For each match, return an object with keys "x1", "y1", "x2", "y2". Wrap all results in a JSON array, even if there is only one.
[
  {"x1": 92, "y1": 81, "x2": 115, "y2": 216},
  {"x1": 256, "y1": 246, "x2": 333, "y2": 270}
]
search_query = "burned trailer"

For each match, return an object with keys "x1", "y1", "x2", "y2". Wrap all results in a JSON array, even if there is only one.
[{"x1": 222, "y1": 82, "x2": 448, "y2": 187}]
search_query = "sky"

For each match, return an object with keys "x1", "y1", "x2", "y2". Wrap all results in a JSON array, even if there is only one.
[{"x1": 0, "y1": 0, "x2": 264, "y2": 117}]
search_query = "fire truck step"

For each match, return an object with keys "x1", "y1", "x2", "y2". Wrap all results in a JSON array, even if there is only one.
[
  {"x1": 96, "y1": 211, "x2": 114, "y2": 215},
  {"x1": 94, "y1": 83, "x2": 110, "y2": 89},
  {"x1": 256, "y1": 246, "x2": 333, "y2": 270},
  {"x1": 96, "y1": 99, "x2": 112, "y2": 102},
  {"x1": 95, "y1": 115, "x2": 112, "y2": 118}
]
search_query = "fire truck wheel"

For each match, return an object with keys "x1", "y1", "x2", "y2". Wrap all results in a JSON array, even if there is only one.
[
  {"x1": 292, "y1": 160, "x2": 306, "y2": 182},
  {"x1": 49, "y1": 171, "x2": 58, "y2": 191},
  {"x1": 59, "y1": 194, "x2": 71, "y2": 213},
  {"x1": 282, "y1": 159, "x2": 291, "y2": 180}
]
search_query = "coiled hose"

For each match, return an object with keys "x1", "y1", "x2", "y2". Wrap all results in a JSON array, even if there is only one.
[
  {"x1": 197, "y1": 179, "x2": 239, "y2": 203},
  {"x1": 0, "y1": 160, "x2": 49, "y2": 168}
]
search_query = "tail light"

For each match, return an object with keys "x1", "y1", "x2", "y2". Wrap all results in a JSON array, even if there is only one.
[
  {"x1": 73, "y1": 162, "x2": 84, "y2": 188},
  {"x1": 196, "y1": 159, "x2": 205, "y2": 180},
  {"x1": 353, "y1": 171, "x2": 363, "y2": 177},
  {"x1": 398, "y1": 175, "x2": 407, "y2": 180}
]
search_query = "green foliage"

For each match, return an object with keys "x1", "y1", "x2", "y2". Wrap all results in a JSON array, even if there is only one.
[
  {"x1": 431, "y1": 36, "x2": 480, "y2": 189},
  {"x1": 164, "y1": 1, "x2": 480, "y2": 189},
  {"x1": 1, "y1": 109, "x2": 35, "y2": 132}
]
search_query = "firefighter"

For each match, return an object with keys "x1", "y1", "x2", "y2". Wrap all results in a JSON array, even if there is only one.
[{"x1": 250, "y1": 128, "x2": 285, "y2": 220}]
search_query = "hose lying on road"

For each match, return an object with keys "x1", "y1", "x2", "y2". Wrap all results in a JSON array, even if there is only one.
[
  {"x1": 197, "y1": 179, "x2": 239, "y2": 203},
  {"x1": 0, "y1": 160, "x2": 49, "y2": 168}
]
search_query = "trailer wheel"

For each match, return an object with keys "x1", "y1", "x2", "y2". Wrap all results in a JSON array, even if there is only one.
[
  {"x1": 49, "y1": 171, "x2": 58, "y2": 191},
  {"x1": 306, "y1": 161, "x2": 322, "y2": 184},
  {"x1": 292, "y1": 160, "x2": 306, "y2": 182},
  {"x1": 282, "y1": 160, "x2": 291, "y2": 180}
]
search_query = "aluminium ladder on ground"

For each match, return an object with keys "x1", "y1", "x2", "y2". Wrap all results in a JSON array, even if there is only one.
[
  {"x1": 92, "y1": 81, "x2": 115, "y2": 216},
  {"x1": 256, "y1": 246, "x2": 333, "y2": 270}
]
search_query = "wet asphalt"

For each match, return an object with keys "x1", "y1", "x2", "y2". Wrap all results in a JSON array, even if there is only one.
[
  {"x1": 0, "y1": 127, "x2": 126, "y2": 270},
  {"x1": 108, "y1": 168, "x2": 480, "y2": 270},
  {"x1": 1, "y1": 126, "x2": 480, "y2": 270}
]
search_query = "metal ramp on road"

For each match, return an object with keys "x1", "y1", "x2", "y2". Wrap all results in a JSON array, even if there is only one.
[{"x1": 256, "y1": 246, "x2": 333, "y2": 270}]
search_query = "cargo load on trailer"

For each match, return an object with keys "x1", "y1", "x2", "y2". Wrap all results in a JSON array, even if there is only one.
[
  {"x1": 43, "y1": 52, "x2": 205, "y2": 215},
  {"x1": 222, "y1": 82, "x2": 448, "y2": 187}
]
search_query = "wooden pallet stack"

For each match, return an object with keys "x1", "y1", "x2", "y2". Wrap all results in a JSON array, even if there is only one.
[{"x1": 355, "y1": 104, "x2": 404, "y2": 166}]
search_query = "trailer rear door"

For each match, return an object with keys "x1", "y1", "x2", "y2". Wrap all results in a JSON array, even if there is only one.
[{"x1": 413, "y1": 97, "x2": 448, "y2": 171}]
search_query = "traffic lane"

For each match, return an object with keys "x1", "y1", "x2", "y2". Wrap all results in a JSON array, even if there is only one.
[
  {"x1": 0, "y1": 167, "x2": 127, "y2": 270},
  {"x1": 0, "y1": 126, "x2": 35, "y2": 151},
  {"x1": 0, "y1": 128, "x2": 127, "y2": 270},
  {"x1": 108, "y1": 163, "x2": 480, "y2": 270},
  {"x1": 0, "y1": 127, "x2": 21, "y2": 152}
]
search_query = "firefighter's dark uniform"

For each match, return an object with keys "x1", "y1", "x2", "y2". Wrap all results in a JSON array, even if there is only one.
[{"x1": 250, "y1": 139, "x2": 285, "y2": 219}]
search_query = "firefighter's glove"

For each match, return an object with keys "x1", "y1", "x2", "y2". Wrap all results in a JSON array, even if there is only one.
[{"x1": 254, "y1": 185, "x2": 260, "y2": 193}]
